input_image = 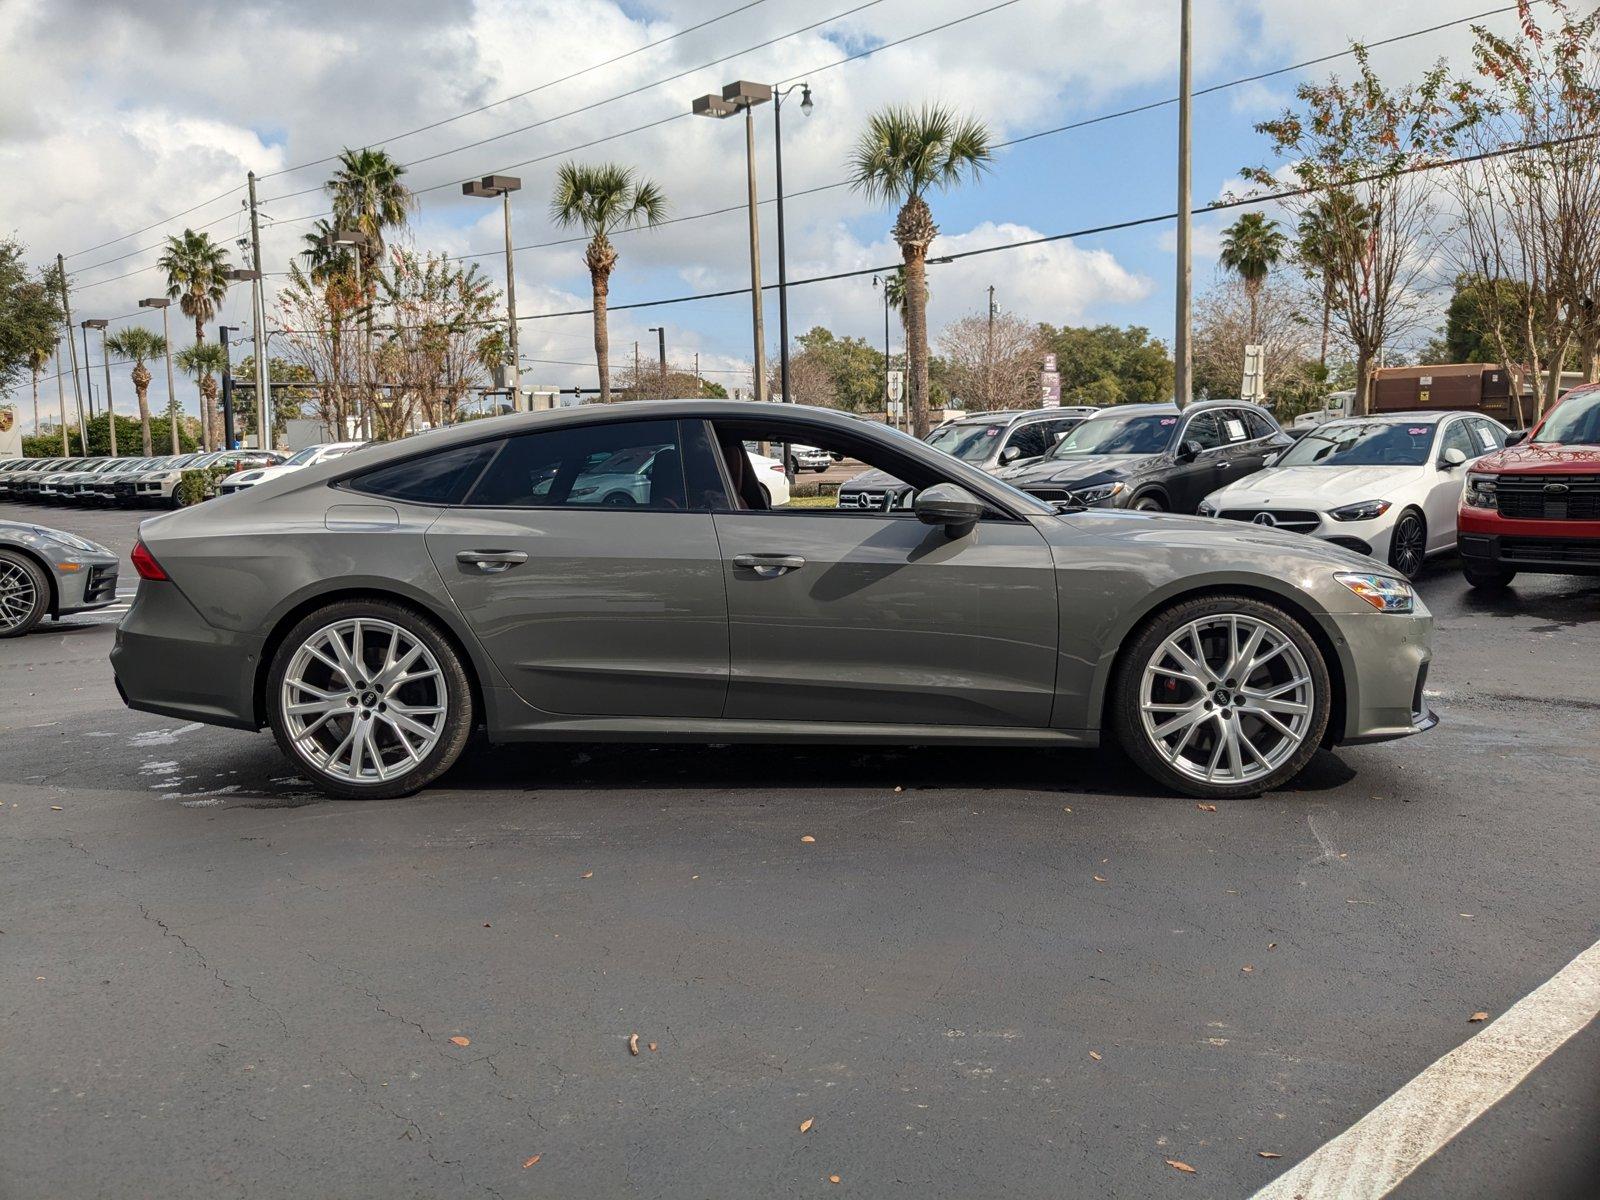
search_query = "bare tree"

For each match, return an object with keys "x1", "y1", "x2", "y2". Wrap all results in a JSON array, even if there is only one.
[
  {"x1": 1192, "y1": 273, "x2": 1323, "y2": 401},
  {"x1": 1446, "y1": 0, "x2": 1600, "y2": 420},
  {"x1": 376, "y1": 249, "x2": 499, "y2": 431},
  {"x1": 937, "y1": 309, "x2": 1045, "y2": 410},
  {"x1": 1247, "y1": 47, "x2": 1464, "y2": 415},
  {"x1": 276, "y1": 263, "x2": 365, "y2": 439}
]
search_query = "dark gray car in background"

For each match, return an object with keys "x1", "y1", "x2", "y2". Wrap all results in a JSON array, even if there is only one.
[{"x1": 112, "y1": 400, "x2": 1436, "y2": 801}]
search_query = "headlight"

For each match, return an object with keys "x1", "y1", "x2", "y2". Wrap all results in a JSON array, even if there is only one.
[
  {"x1": 39, "y1": 529, "x2": 106, "y2": 554},
  {"x1": 1335, "y1": 572, "x2": 1415, "y2": 613},
  {"x1": 1072, "y1": 481, "x2": 1125, "y2": 505},
  {"x1": 1464, "y1": 473, "x2": 1497, "y2": 509},
  {"x1": 1329, "y1": 499, "x2": 1392, "y2": 522},
  {"x1": 1197, "y1": 498, "x2": 1218, "y2": 517}
]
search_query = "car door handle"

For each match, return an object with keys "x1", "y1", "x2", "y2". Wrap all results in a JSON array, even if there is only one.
[
  {"x1": 733, "y1": 553, "x2": 806, "y2": 576},
  {"x1": 1215, "y1": 460, "x2": 1232, "y2": 470},
  {"x1": 456, "y1": 550, "x2": 529, "y2": 573}
]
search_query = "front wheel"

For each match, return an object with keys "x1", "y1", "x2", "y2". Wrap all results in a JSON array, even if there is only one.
[
  {"x1": 1462, "y1": 563, "x2": 1516, "y2": 591},
  {"x1": 1131, "y1": 493, "x2": 1166, "y2": 512},
  {"x1": 0, "y1": 550, "x2": 50, "y2": 638},
  {"x1": 266, "y1": 600, "x2": 474, "y2": 799},
  {"x1": 1112, "y1": 595, "x2": 1331, "y2": 799},
  {"x1": 1387, "y1": 509, "x2": 1427, "y2": 579}
]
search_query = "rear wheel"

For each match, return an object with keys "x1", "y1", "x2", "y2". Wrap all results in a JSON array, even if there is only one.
[
  {"x1": 1131, "y1": 493, "x2": 1166, "y2": 512},
  {"x1": 1462, "y1": 563, "x2": 1516, "y2": 591},
  {"x1": 1112, "y1": 594, "x2": 1331, "y2": 798},
  {"x1": 1387, "y1": 508, "x2": 1427, "y2": 578},
  {"x1": 267, "y1": 600, "x2": 473, "y2": 799},
  {"x1": 0, "y1": 550, "x2": 49, "y2": 638}
]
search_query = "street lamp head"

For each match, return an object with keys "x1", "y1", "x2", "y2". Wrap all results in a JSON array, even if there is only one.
[
  {"x1": 224, "y1": 268, "x2": 262, "y2": 282},
  {"x1": 138, "y1": 297, "x2": 171, "y2": 309},
  {"x1": 81, "y1": 318, "x2": 108, "y2": 330},
  {"x1": 800, "y1": 84, "x2": 814, "y2": 115},
  {"x1": 722, "y1": 80, "x2": 772, "y2": 109},
  {"x1": 463, "y1": 174, "x2": 523, "y2": 198},
  {"x1": 692, "y1": 93, "x2": 737, "y2": 119},
  {"x1": 328, "y1": 228, "x2": 371, "y2": 247}
]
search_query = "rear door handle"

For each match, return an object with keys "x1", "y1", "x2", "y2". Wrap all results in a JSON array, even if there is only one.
[
  {"x1": 733, "y1": 553, "x2": 806, "y2": 576},
  {"x1": 456, "y1": 550, "x2": 529, "y2": 574}
]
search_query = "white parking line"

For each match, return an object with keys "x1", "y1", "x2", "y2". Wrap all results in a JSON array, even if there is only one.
[{"x1": 1250, "y1": 935, "x2": 1600, "y2": 1200}]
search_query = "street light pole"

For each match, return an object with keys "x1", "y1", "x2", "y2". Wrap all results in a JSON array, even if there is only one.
[
  {"x1": 647, "y1": 326, "x2": 666, "y2": 385},
  {"x1": 1174, "y1": 0, "x2": 1194, "y2": 409},
  {"x1": 463, "y1": 175, "x2": 523, "y2": 409},
  {"x1": 56, "y1": 254, "x2": 86, "y2": 455},
  {"x1": 140, "y1": 298, "x2": 179, "y2": 453},
  {"x1": 219, "y1": 324, "x2": 238, "y2": 449},
  {"x1": 80, "y1": 323, "x2": 97, "y2": 421},
  {"x1": 54, "y1": 339, "x2": 71, "y2": 456},
  {"x1": 772, "y1": 82, "x2": 813, "y2": 404},
  {"x1": 873, "y1": 274, "x2": 893, "y2": 427},
  {"x1": 83, "y1": 319, "x2": 113, "y2": 455},
  {"x1": 693, "y1": 81, "x2": 773, "y2": 403},
  {"x1": 247, "y1": 172, "x2": 272, "y2": 448},
  {"x1": 327, "y1": 228, "x2": 373, "y2": 437},
  {"x1": 986, "y1": 284, "x2": 996, "y2": 410},
  {"x1": 225, "y1": 268, "x2": 264, "y2": 446}
]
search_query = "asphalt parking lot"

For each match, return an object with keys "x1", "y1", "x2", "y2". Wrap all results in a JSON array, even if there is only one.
[{"x1": 2, "y1": 501, "x2": 1597, "y2": 1199}]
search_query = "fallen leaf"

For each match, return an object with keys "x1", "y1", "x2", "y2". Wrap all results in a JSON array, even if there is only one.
[
  {"x1": 648, "y1": 1042, "x2": 658, "y2": 1052},
  {"x1": 829, "y1": 1175, "x2": 842, "y2": 1184},
  {"x1": 1469, "y1": 1011, "x2": 1489, "y2": 1023},
  {"x1": 1166, "y1": 1159, "x2": 1196, "y2": 1174},
  {"x1": 1196, "y1": 802, "x2": 1217, "y2": 812},
  {"x1": 1257, "y1": 1151, "x2": 1281, "y2": 1159},
  {"x1": 50, "y1": 806, "x2": 63, "y2": 811},
  {"x1": 800, "y1": 835, "x2": 816, "y2": 844},
  {"x1": 1093, "y1": 875, "x2": 1108, "y2": 883},
  {"x1": 1089, "y1": 1050, "x2": 1102, "y2": 1061},
  {"x1": 628, "y1": 1033, "x2": 640, "y2": 1055},
  {"x1": 449, "y1": 1036, "x2": 470, "y2": 1047},
  {"x1": 522, "y1": 1154, "x2": 541, "y2": 1168},
  {"x1": 1267, "y1": 943, "x2": 1277, "y2": 950},
  {"x1": 1241, "y1": 964, "x2": 1254, "y2": 974},
  {"x1": 581, "y1": 871, "x2": 593, "y2": 879},
  {"x1": 799, "y1": 1117, "x2": 814, "y2": 1133},
  {"x1": 894, "y1": 785, "x2": 903, "y2": 793},
  {"x1": 483, "y1": 922, "x2": 492, "y2": 928},
  {"x1": 1062, "y1": 806, "x2": 1073, "y2": 813}
]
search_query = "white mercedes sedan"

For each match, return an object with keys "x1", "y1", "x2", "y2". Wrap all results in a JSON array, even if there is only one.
[
  {"x1": 218, "y1": 441, "x2": 368, "y2": 496},
  {"x1": 1198, "y1": 410, "x2": 1510, "y2": 577}
]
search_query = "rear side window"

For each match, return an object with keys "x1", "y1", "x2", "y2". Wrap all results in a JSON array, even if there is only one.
[
  {"x1": 1218, "y1": 411, "x2": 1251, "y2": 443},
  {"x1": 1003, "y1": 422, "x2": 1049, "y2": 459},
  {"x1": 1183, "y1": 413, "x2": 1223, "y2": 450},
  {"x1": 1243, "y1": 409, "x2": 1277, "y2": 439},
  {"x1": 347, "y1": 440, "x2": 501, "y2": 506}
]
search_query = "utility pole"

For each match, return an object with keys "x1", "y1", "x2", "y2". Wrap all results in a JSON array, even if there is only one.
[
  {"x1": 634, "y1": 340, "x2": 641, "y2": 391},
  {"x1": 54, "y1": 340, "x2": 71, "y2": 456},
  {"x1": 648, "y1": 326, "x2": 666, "y2": 385},
  {"x1": 1174, "y1": 0, "x2": 1194, "y2": 409},
  {"x1": 986, "y1": 284, "x2": 996, "y2": 410},
  {"x1": 96, "y1": 322, "x2": 117, "y2": 456},
  {"x1": 743, "y1": 98, "x2": 768, "y2": 402},
  {"x1": 56, "y1": 255, "x2": 86, "y2": 454},
  {"x1": 219, "y1": 325, "x2": 237, "y2": 449},
  {"x1": 247, "y1": 172, "x2": 272, "y2": 449},
  {"x1": 694, "y1": 352, "x2": 701, "y2": 396},
  {"x1": 80, "y1": 324, "x2": 97, "y2": 420}
]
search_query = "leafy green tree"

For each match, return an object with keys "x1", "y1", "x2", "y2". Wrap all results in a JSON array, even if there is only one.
[
  {"x1": 233, "y1": 355, "x2": 315, "y2": 442},
  {"x1": 1038, "y1": 324, "x2": 1174, "y2": 406},
  {"x1": 785, "y1": 327, "x2": 886, "y2": 411},
  {"x1": 1295, "y1": 193, "x2": 1372, "y2": 365},
  {"x1": 1218, "y1": 212, "x2": 1286, "y2": 341},
  {"x1": 850, "y1": 104, "x2": 991, "y2": 436},
  {"x1": 105, "y1": 327, "x2": 167, "y2": 455},
  {"x1": 550, "y1": 162, "x2": 667, "y2": 403},
  {"x1": 0, "y1": 239, "x2": 65, "y2": 400},
  {"x1": 176, "y1": 342, "x2": 228, "y2": 444},
  {"x1": 1433, "y1": 275, "x2": 1534, "y2": 364}
]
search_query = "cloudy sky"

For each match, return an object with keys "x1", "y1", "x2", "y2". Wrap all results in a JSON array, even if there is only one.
[{"x1": 0, "y1": 0, "x2": 1531, "y2": 424}]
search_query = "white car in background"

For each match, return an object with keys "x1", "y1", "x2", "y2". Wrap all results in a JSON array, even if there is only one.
[
  {"x1": 218, "y1": 441, "x2": 367, "y2": 495},
  {"x1": 1198, "y1": 410, "x2": 1510, "y2": 578}
]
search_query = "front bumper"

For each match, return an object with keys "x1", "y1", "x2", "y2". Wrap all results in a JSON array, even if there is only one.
[
  {"x1": 1458, "y1": 507, "x2": 1600, "y2": 575},
  {"x1": 1327, "y1": 602, "x2": 1437, "y2": 746},
  {"x1": 55, "y1": 557, "x2": 120, "y2": 614}
]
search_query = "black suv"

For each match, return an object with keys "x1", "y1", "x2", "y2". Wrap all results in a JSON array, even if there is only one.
[{"x1": 993, "y1": 400, "x2": 1292, "y2": 512}]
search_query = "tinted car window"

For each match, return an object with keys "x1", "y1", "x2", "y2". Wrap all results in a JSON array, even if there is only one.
[
  {"x1": 1440, "y1": 420, "x2": 1476, "y2": 461},
  {"x1": 1277, "y1": 421, "x2": 1436, "y2": 467},
  {"x1": 1217, "y1": 411, "x2": 1252, "y2": 444},
  {"x1": 925, "y1": 422, "x2": 1008, "y2": 463},
  {"x1": 349, "y1": 440, "x2": 501, "y2": 505},
  {"x1": 1003, "y1": 422, "x2": 1049, "y2": 460},
  {"x1": 466, "y1": 420, "x2": 686, "y2": 510},
  {"x1": 1183, "y1": 413, "x2": 1224, "y2": 450},
  {"x1": 1244, "y1": 409, "x2": 1278, "y2": 440},
  {"x1": 1468, "y1": 418, "x2": 1506, "y2": 454},
  {"x1": 1052, "y1": 413, "x2": 1179, "y2": 457}
]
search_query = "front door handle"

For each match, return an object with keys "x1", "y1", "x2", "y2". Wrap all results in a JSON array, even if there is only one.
[
  {"x1": 457, "y1": 549, "x2": 529, "y2": 574},
  {"x1": 733, "y1": 553, "x2": 806, "y2": 576}
]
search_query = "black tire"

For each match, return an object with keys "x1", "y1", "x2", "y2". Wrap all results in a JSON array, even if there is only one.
[
  {"x1": 1463, "y1": 563, "x2": 1516, "y2": 591},
  {"x1": 266, "y1": 598, "x2": 474, "y2": 800},
  {"x1": 601, "y1": 491, "x2": 637, "y2": 506},
  {"x1": 0, "y1": 549, "x2": 51, "y2": 638},
  {"x1": 1131, "y1": 492, "x2": 1166, "y2": 512},
  {"x1": 1387, "y1": 508, "x2": 1427, "y2": 579},
  {"x1": 813, "y1": 465, "x2": 827, "y2": 474},
  {"x1": 1111, "y1": 593, "x2": 1332, "y2": 799}
]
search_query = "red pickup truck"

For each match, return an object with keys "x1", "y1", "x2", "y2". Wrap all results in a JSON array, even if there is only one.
[{"x1": 1457, "y1": 383, "x2": 1600, "y2": 588}]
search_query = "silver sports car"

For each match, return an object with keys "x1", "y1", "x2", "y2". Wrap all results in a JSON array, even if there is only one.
[
  {"x1": 1, "y1": 521, "x2": 120, "y2": 636},
  {"x1": 111, "y1": 401, "x2": 1437, "y2": 800}
]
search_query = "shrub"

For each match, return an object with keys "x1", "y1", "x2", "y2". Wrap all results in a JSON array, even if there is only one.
[{"x1": 174, "y1": 465, "x2": 233, "y2": 506}]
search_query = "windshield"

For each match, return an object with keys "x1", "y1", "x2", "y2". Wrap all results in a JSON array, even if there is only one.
[
  {"x1": 284, "y1": 446, "x2": 324, "y2": 466},
  {"x1": 1277, "y1": 421, "x2": 1435, "y2": 467},
  {"x1": 1052, "y1": 413, "x2": 1177, "y2": 457},
  {"x1": 1534, "y1": 389, "x2": 1600, "y2": 445},
  {"x1": 926, "y1": 422, "x2": 1008, "y2": 463}
]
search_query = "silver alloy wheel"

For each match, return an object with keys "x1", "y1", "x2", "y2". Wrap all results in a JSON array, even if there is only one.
[
  {"x1": 279, "y1": 618, "x2": 448, "y2": 784},
  {"x1": 1138, "y1": 613, "x2": 1314, "y2": 785},
  {"x1": 0, "y1": 559, "x2": 39, "y2": 632}
]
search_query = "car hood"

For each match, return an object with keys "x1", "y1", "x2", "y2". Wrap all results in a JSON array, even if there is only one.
[
  {"x1": 1059, "y1": 508, "x2": 1386, "y2": 571},
  {"x1": 995, "y1": 453, "x2": 1154, "y2": 487},
  {"x1": 1209, "y1": 464, "x2": 1420, "y2": 505},
  {"x1": 1472, "y1": 440, "x2": 1600, "y2": 474}
]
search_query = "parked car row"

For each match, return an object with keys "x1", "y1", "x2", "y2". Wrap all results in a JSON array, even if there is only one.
[{"x1": 0, "y1": 449, "x2": 289, "y2": 508}]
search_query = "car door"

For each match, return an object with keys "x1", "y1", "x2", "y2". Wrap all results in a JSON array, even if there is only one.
[
  {"x1": 997, "y1": 420, "x2": 1049, "y2": 470},
  {"x1": 1422, "y1": 418, "x2": 1479, "y2": 551},
  {"x1": 422, "y1": 419, "x2": 731, "y2": 719},
  {"x1": 1166, "y1": 412, "x2": 1226, "y2": 512},
  {"x1": 706, "y1": 420, "x2": 1059, "y2": 728}
]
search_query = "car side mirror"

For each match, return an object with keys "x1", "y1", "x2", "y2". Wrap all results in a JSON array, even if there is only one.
[
  {"x1": 1262, "y1": 450, "x2": 1281, "y2": 467},
  {"x1": 1440, "y1": 447, "x2": 1468, "y2": 468},
  {"x1": 1504, "y1": 429, "x2": 1528, "y2": 446},
  {"x1": 915, "y1": 483, "x2": 985, "y2": 538},
  {"x1": 999, "y1": 444, "x2": 1022, "y2": 464},
  {"x1": 1176, "y1": 439, "x2": 1204, "y2": 463}
]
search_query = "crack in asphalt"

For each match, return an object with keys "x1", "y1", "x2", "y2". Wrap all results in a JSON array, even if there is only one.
[{"x1": 136, "y1": 902, "x2": 292, "y2": 1041}]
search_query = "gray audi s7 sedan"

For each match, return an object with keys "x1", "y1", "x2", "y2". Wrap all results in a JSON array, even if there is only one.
[{"x1": 111, "y1": 400, "x2": 1437, "y2": 800}]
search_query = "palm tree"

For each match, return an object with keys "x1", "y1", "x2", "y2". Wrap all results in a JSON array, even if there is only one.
[
  {"x1": 850, "y1": 104, "x2": 991, "y2": 436},
  {"x1": 550, "y1": 162, "x2": 667, "y2": 402},
  {"x1": 326, "y1": 148, "x2": 413, "y2": 279},
  {"x1": 25, "y1": 343, "x2": 51, "y2": 440},
  {"x1": 105, "y1": 328, "x2": 167, "y2": 455},
  {"x1": 158, "y1": 228, "x2": 231, "y2": 449},
  {"x1": 1296, "y1": 194, "x2": 1372, "y2": 367},
  {"x1": 1219, "y1": 212, "x2": 1287, "y2": 343},
  {"x1": 176, "y1": 342, "x2": 227, "y2": 448}
]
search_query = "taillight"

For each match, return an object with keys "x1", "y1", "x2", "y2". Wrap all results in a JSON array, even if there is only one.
[
  {"x1": 131, "y1": 540, "x2": 168, "y2": 581},
  {"x1": 768, "y1": 463, "x2": 785, "y2": 473}
]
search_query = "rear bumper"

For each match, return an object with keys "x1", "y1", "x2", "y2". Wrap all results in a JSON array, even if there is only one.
[{"x1": 109, "y1": 581, "x2": 262, "y2": 730}]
